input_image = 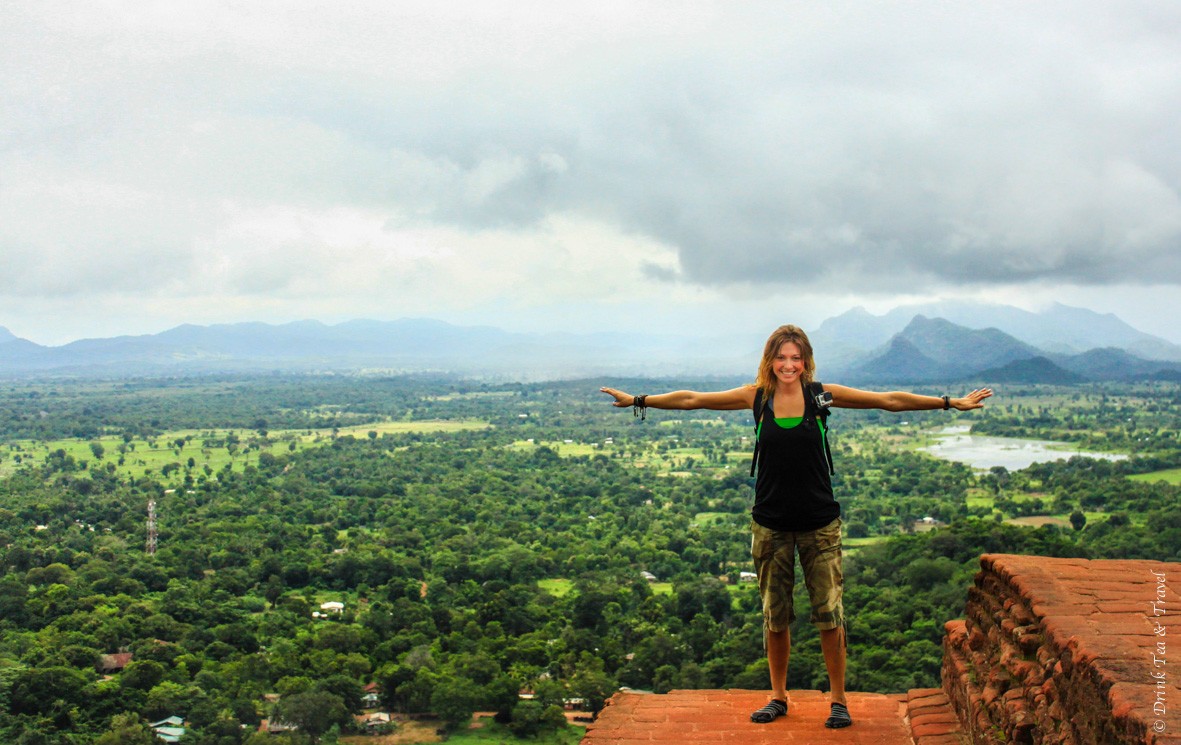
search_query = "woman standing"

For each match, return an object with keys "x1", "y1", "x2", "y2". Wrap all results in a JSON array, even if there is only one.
[{"x1": 600, "y1": 324, "x2": 991, "y2": 729}]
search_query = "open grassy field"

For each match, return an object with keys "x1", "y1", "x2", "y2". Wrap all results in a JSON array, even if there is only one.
[
  {"x1": 965, "y1": 493, "x2": 994, "y2": 510},
  {"x1": 509, "y1": 440, "x2": 604, "y2": 458},
  {"x1": 0, "y1": 419, "x2": 489, "y2": 481},
  {"x1": 692, "y1": 511, "x2": 743, "y2": 527},
  {"x1": 1005, "y1": 516, "x2": 1072, "y2": 528},
  {"x1": 427, "y1": 390, "x2": 520, "y2": 401},
  {"x1": 334, "y1": 420, "x2": 490, "y2": 437},
  {"x1": 1005, "y1": 510, "x2": 1145, "y2": 529},
  {"x1": 844, "y1": 536, "x2": 889, "y2": 548},
  {"x1": 649, "y1": 582, "x2": 673, "y2": 595},
  {"x1": 509, "y1": 438, "x2": 745, "y2": 478},
  {"x1": 537, "y1": 578, "x2": 574, "y2": 597},
  {"x1": 843, "y1": 535, "x2": 889, "y2": 555},
  {"x1": 1128, "y1": 468, "x2": 1181, "y2": 485}
]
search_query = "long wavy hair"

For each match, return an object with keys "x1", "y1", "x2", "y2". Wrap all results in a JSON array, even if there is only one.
[{"x1": 754, "y1": 324, "x2": 817, "y2": 394}]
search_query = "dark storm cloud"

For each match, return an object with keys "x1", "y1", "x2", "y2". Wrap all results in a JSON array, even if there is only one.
[{"x1": 349, "y1": 2, "x2": 1181, "y2": 290}]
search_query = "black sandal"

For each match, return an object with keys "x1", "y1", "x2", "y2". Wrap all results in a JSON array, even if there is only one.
[
  {"x1": 750, "y1": 698, "x2": 788, "y2": 723},
  {"x1": 824, "y1": 701, "x2": 852, "y2": 728}
]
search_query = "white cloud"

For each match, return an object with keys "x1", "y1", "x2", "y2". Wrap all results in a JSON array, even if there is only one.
[{"x1": 1, "y1": 1, "x2": 1179, "y2": 345}]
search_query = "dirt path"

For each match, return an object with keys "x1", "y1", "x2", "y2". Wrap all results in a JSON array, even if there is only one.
[{"x1": 340, "y1": 716, "x2": 443, "y2": 745}]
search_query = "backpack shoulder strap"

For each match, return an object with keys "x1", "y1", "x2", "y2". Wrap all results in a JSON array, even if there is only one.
[
  {"x1": 750, "y1": 388, "x2": 767, "y2": 476},
  {"x1": 807, "y1": 381, "x2": 828, "y2": 419},
  {"x1": 807, "y1": 380, "x2": 835, "y2": 475}
]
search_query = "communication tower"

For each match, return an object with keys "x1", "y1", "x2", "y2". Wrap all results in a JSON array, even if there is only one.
[{"x1": 146, "y1": 499, "x2": 157, "y2": 555}]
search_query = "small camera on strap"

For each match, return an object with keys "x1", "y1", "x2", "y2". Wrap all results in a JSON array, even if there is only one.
[{"x1": 814, "y1": 390, "x2": 833, "y2": 410}]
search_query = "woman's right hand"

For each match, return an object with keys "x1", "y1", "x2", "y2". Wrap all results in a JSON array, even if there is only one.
[{"x1": 600, "y1": 387, "x2": 634, "y2": 408}]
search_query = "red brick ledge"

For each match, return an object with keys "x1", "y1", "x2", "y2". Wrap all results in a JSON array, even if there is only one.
[
  {"x1": 907, "y1": 687, "x2": 969, "y2": 745},
  {"x1": 946, "y1": 554, "x2": 1181, "y2": 745},
  {"x1": 581, "y1": 688, "x2": 914, "y2": 744}
]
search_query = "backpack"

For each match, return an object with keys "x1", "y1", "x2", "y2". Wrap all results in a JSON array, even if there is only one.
[{"x1": 750, "y1": 381, "x2": 834, "y2": 477}]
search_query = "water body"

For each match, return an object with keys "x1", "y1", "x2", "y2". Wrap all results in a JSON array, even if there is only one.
[{"x1": 920, "y1": 425, "x2": 1127, "y2": 471}]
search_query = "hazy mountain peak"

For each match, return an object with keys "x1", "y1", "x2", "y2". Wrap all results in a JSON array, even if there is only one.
[
  {"x1": 901, "y1": 314, "x2": 953, "y2": 331},
  {"x1": 0, "y1": 326, "x2": 17, "y2": 344},
  {"x1": 813, "y1": 300, "x2": 1181, "y2": 362},
  {"x1": 845, "y1": 316, "x2": 1046, "y2": 383}
]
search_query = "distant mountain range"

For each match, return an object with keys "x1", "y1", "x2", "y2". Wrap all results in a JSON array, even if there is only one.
[
  {"x1": 0, "y1": 319, "x2": 753, "y2": 380},
  {"x1": 810, "y1": 300, "x2": 1181, "y2": 366},
  {"x1": 842, "y1": 315, "x2": 1180, "y2": 383},
  {"x1": 2, "y1": 301, "x2": 1180, "y2": 382}
]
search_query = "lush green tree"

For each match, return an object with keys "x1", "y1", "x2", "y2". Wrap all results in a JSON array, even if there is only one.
[
  {"x1": 275, "y1": 676, "x2": 314, "y2": 697},
  {"x1": 94, "y1": 713, "x2": 155, "y2": 745},
  {"x1": 430, "y1": 676, "x2": 480, "y2": 731},
  {"x1": 483, "y1": 673, "x2": 521, "y2": 723},
  {"x1": 272, "y1": 690, "x2": 350, "y2": 742},
  {"x1": 314, "y1": 674, "x2": 363, "y2": 713},
  {"x1": 507, "y1": 699, "x2": 567, "y2": 737},
  {"x1": 8, "y1": 666, "x2": 90, "y2": 717},
  {"x1": 119, "y1": 659, "x2": 166, "y2": 691},
  {"x1": 568, "y1": 663, "x2": 615, "y2": 715},
  {"x1": 145, "y1": 680, "x2": 206, "y2": 720}
]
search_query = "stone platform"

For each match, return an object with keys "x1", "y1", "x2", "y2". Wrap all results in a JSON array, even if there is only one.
[
  {"x1": 582, "y1": 554, "x2": 1181, "y2": 745},
  {"x1": 581, "y1": 688, "x2": 966, "y2": 744}
]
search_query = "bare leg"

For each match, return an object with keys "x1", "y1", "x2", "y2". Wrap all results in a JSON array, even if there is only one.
[
  {"x1": 766, "y1": 627, "x2": 791, "y2": 702},
  {"x1": 819, "y1": 626, "x2": 846, "y2": 705}
]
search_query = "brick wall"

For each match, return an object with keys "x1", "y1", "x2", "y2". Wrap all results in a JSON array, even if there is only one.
[{"x1": 942, "y1": 554, "x2": 1181, "y2": 745}]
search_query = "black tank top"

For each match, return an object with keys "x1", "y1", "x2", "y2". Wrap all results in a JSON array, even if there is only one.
[{"x1": 751, "y1": 386, "x2": 839, "y2": 532}]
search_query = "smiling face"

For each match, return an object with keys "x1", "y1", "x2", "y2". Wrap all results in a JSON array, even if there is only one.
[
  {"x1": 755, "y1": 324, "x2": 816, "y2": 393},
  {"x1": 773, "y1": 342, "x2": 804, "y2": 387}
]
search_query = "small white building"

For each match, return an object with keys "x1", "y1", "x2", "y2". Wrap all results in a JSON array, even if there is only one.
[{"x1": 319, "y1": 601, "x2": 344, "y2": 614}]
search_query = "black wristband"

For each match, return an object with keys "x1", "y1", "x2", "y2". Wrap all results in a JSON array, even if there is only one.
[
  {"x1": 942, "y1": 395, "x2": 950, "y2": 410},
  {"x1": 633, "y1": 395, "x2": 647, "y2": 420}
]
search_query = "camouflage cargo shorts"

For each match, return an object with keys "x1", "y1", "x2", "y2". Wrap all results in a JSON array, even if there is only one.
[{"x1": 750, "y1": 517, "x2": 844, "y2": 632}]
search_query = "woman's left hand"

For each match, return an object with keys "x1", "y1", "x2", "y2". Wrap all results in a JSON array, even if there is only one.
[
  {"x1": 951, "y1": 388, "x2": 993, "y2": 410},
  {"x1": 600, "y1": 387, "x2": 635, "y2": 408}
]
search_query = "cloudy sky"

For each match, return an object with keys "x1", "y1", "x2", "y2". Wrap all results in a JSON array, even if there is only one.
[{"x1": 3, "y1": 1, "x2": 1180, "y2": 346}]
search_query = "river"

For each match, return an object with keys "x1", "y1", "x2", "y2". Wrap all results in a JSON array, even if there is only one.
[{"x1": 920, "y1": 425, "x2": 1127, "y2": 471}]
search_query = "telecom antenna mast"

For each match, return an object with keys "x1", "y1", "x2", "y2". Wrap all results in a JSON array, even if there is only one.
[{"x1": 146, "y1": 499, "x2": 158, "y2": 555}]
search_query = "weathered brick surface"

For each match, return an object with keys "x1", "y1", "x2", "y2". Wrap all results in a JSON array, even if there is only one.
[
  {"x1": 582, "y1": 689, "x2": 914, "y2": 744},
  {"x1": 906, "y1": 687, "x2": 970, "y2": 744},
  {"x1": 942, "y1": 554, "x2": 1180, "y2": 745}
]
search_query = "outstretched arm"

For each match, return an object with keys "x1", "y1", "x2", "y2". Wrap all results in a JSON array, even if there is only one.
[
  {"x1": 600, "y1": 385, "x2": 755, "y2": 412},
  {"x1": 826, "y1": 384, "x2": 992, "y2": 412}
]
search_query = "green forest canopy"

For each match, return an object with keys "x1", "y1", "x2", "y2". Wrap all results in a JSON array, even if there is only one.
[{"x1": 0, "y1": 375, "x2": 1178, "y2": 743}]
